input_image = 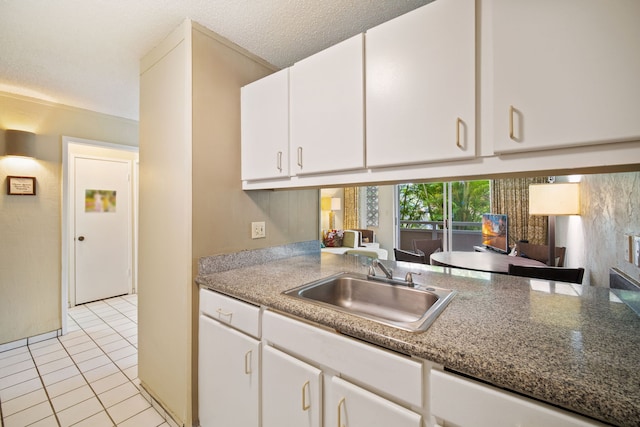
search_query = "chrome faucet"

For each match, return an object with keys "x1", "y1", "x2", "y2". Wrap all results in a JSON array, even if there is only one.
[{"x1": 370, "y1": 259, "x2": 393, "y2": 279}]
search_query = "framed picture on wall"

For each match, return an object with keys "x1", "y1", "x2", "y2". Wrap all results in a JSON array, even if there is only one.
[{"x1": 7, "y1": 176, "x2": 36, "y2": 195}]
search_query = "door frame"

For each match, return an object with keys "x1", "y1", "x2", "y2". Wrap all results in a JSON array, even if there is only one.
[{"x1": 61, "y1": 136, "x2": 139, "y2": 334}]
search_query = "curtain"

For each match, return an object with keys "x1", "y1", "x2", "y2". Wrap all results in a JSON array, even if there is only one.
[
  {"x1": 343, "y1": 187, "x2": 360, "y2": 230},
  {"x1": 491, "y1": 177, "x2": 548, "y2": 246}
]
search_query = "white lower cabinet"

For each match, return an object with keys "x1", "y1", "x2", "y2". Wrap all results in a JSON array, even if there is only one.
[
  {"x1": 261, "y1": 310, "x2": 425, "y2": 427},
  {"x1": 430, "y1": 370, "x2": 604, "y2": 427},
  {"x1": 199, "y1": 292, "x2": 604, "y2": 427},
  {"x1": 198, "y1": 290, "x2": 260, "y2": 427},
  {"x1": 326, "y1": 375, "x2": 422, "y2": 427},
  {"x1": 262, "y1": 345, "x2": 322, "y2": 427}
]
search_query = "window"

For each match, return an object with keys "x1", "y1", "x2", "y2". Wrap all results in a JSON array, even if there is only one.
[{"x1": 398, "y1": 180, "x2": 490, "y2": 227}]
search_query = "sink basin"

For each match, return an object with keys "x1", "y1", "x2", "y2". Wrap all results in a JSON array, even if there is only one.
[{"x1": 283, "y1": 272, "x2": 455, "y2": 332}]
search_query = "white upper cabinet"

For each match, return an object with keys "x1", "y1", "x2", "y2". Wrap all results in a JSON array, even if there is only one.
[
  {"x1": 290, "y1": 34, "x2": 365, "y2": 175},
  {"x1": 241, "y1": 68, "x2": 289, "y2": 180},
  {"x1": 491, "y1": 0, "x2": 640, "y2": 153},
  {"x1": 366, "y1": 0, "x2": 476, "y2": 167}
]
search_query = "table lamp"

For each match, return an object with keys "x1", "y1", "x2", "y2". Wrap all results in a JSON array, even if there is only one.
[{"x1": 529, "y1": 182, "x2": 580, "y2": 266}]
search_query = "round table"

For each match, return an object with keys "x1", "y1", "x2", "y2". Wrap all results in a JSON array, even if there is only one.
[{"x1": 430, "y1": 251, "x2": 546, "y2": 274}]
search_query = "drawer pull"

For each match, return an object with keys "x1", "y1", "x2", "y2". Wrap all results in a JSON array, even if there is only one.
[
  {"x1": 297, "y1": 146, "x2": 303, "y2": 168},
  {"x1": 244, "y1": 350, "x2": 252, "y2": 375},
  {"x1": 509, "y1": 105, "x2": 516, "y2": 140},
  {"x1": 276, "y1": 151, "x2": 282, "y2": 172},
  {"x1": 456, "y1": 117, "x2": 463, "y2": 149},
  {"x1": 215, "y1": 308, "x2": 233, "y2": 322},
  {"x1": 338, "y1": 397, "x2": 346, "y2": 427},
  {"x1": 302, "y1": 380, "x2": 311, "y2": 411}
]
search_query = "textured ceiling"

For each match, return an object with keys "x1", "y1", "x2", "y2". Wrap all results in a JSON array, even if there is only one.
[{"x1": 0, "y1": 0, "x2": 432, "y2": 121}]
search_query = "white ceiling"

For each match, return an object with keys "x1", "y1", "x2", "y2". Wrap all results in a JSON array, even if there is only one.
[{"x1": 0, "y1": 0, "x2": 432, "y2": 121}]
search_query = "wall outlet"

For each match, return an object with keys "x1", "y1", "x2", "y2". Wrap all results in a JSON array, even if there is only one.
[
  {"x1": 251, "y1": 221, "x2": 266, "y2": 239},
  {"x1": 624, "y1": 234, "x2": 633, "y2": 263},
  {"x1": 634, "y1": 235, "x2": 640, "y2": 267}
]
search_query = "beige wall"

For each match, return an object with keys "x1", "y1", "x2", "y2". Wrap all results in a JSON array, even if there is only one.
[
  {"x1": 138, "y1": 20, "x2": 318, "y2": 427},
  {"x1": 0, "y1": 92, "x2": 138, "y2": 345},
  {"x1": 138, "y1": 21, "x2": 192, "y2": 426}
]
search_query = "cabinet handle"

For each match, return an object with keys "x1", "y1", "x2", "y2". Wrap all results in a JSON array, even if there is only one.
[
  {"x1": 244, "y1": 350, "x2": 252, "y2": 375},
  {"x1": 509, "y1": 105, "x2": 516, "y2": 140},
  {"x1": 215, "y1": 308, "x2": 233, "y2": 322},
  {"x1": 302, "y1": 380, "x2": 311, "y2": 411},
  {"x1": 297, "y1": 147, "x2": 303, "y2": 168},
  {"x1": 456, "y1": 117, "x2": 463, "y2": 149},
  {"x1": 276, "y1": 151, "x2": 283, "y2": 172},
  {"x1": 337, "y1": 397, "x2": 346, "y2": 427}
]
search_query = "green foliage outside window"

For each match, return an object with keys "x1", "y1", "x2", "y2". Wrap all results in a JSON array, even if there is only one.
[{"x1": 399, "y1": 181, "x2": 490, "y2": 228}]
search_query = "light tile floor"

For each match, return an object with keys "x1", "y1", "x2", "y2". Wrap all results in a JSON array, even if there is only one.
[{"x1": 0, "y1": 295, "x2": 172, "y2": 427}]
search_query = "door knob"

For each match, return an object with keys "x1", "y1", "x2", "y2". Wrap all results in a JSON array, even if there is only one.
[{"x1": 78, "y1": 236, "x2": 85, "y2": 241}]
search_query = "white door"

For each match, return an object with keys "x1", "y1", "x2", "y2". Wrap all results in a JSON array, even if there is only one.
[
  {"x1": 75, "y1": 156, "x2": 132, "y2": 304},
  {"x1": 491, "y1": 0, "x2": 640, "y2": 153},
  {"x1": 366, "y1": 0, "x2": 475, "y2": 167},
  {"x1": 241, "y1": 68, "x2": 290, "y2": 181},
  {"x1": 198, "y1": 315, "x2": 260, "y2": 427},
  {"x1": 262, "y1": 345, "x2": 322, "y2": 427},
  {"x1": 326, "y1": 375, "x2": 422, "y2": 427},
  {"x1": 290, "y1": 34, "x2": 365, "y2": 175}
]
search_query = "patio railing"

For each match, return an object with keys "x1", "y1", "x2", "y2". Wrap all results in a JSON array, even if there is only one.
[{"x1": 399, "y1": 220, "x2": 483, "y2": 252}]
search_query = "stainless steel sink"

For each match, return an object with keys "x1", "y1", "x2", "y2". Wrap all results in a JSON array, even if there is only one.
[{"x1": 283, "y1": 272, "x2": 455, "y2": 332}]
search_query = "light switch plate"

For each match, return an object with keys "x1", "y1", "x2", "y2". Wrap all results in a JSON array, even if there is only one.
[{"x1": 634, "y1": 235, "x2": 640, "y2": 267}]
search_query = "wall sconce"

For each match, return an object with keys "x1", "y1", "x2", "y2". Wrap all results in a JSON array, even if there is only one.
[
  {"x1": 4, "y1": 129, "x2": 36, "y2": 158},
  {"x1": 529, "y1": 182, "x2": 580, "y2": 266}
]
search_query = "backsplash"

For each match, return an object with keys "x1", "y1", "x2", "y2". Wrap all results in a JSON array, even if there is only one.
[{"x1": 565, "y1": 171, "x2": 640, "y2": 286}]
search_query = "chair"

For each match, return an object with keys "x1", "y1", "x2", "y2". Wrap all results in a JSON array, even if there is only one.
[
  {"x1": 394, "y1": 248, "x2": 426, "y2": 264},
  {"x1": 412, "y1": 238, "x2": 443, "y2": 259},
  {"x1": 508, "y1": 264, "x2": 585, "y2": 284},
  {"x1": 515, "y1": 242, "x2": 566, "y2": 267}
]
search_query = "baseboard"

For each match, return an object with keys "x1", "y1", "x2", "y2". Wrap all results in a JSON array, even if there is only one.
[{"x1": 0, "y1": 329, "x2": 62, "y2": 353}]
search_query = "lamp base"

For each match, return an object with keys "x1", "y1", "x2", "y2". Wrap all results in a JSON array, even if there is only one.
[
  {"x1": 329, "y1": 211, "x2": 335, "y2": 229},
  {"x1": 548, "y1": 215, "x2": 556, "y2": 266}
]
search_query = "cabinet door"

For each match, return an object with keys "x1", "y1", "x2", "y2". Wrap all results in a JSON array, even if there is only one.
[
  {"x1": 241, "y1": 68, "x2": 290, "y2": 180},
  {"x1": 198, "y1": 315, "x2": 259, "y2": 427},
  {"x1": 431, "y1": 370, "x2": 602, "y2": 427},
  {"x1": 290, "y1": 34, "x2": 365, "y2": 175},
  {"x1": 262, "y1": 345, "x2": 322, "y2": 427},
  {"x1": 366, "y1": 0, "x2": 476, "y2": 167},
  {"x1": 325, "y1": 376, "x2": 422, "y2": 427},
  {"x1": 492, "y1": 0, "x2": 640, "y2": 153}
]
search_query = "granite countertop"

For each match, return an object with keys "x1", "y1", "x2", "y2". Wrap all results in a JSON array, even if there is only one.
[{"x1": 196, "y1": 249, "x2": 640, "y2": 426}]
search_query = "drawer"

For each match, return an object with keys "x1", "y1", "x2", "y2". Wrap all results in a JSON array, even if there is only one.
[
  {"x1": 263, "y1": 310, "x2": 423, "y2": 408},
  {"x1": 430, "y1": 370, "x2": 604, "y2": 427},
  {"x1": 199, "y1": 289, "x2": 260, "y2": 338}
]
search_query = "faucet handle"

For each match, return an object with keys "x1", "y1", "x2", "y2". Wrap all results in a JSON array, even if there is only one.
[
  {"x1": 368, "y1": 264, "x2": 376, "y2": 276},
  {"x1": 405, "y1": 271, "x2": 421, "y2": 286}
]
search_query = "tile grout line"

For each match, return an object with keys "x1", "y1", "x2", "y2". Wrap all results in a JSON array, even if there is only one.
[
  {"x1": 63, "y1": 299, "x2": 132, "y2": 426},
  {"x1": 25, "y1": 343, "x2": 62, "y2": 427},
  {"x1": 1, "y1": 296, "x2": 152, "y2": 427},
  {"x1": 67, "y1": 296, "x2": 158, "y2": 427}
]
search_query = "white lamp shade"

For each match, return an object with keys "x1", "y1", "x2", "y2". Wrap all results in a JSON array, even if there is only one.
[
  {"x1": 529, "y1": 183, "x2": 580, "y2": 216},
  {"x1": 331, "y1": 198, "x2": 341, "y2": 211}
]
